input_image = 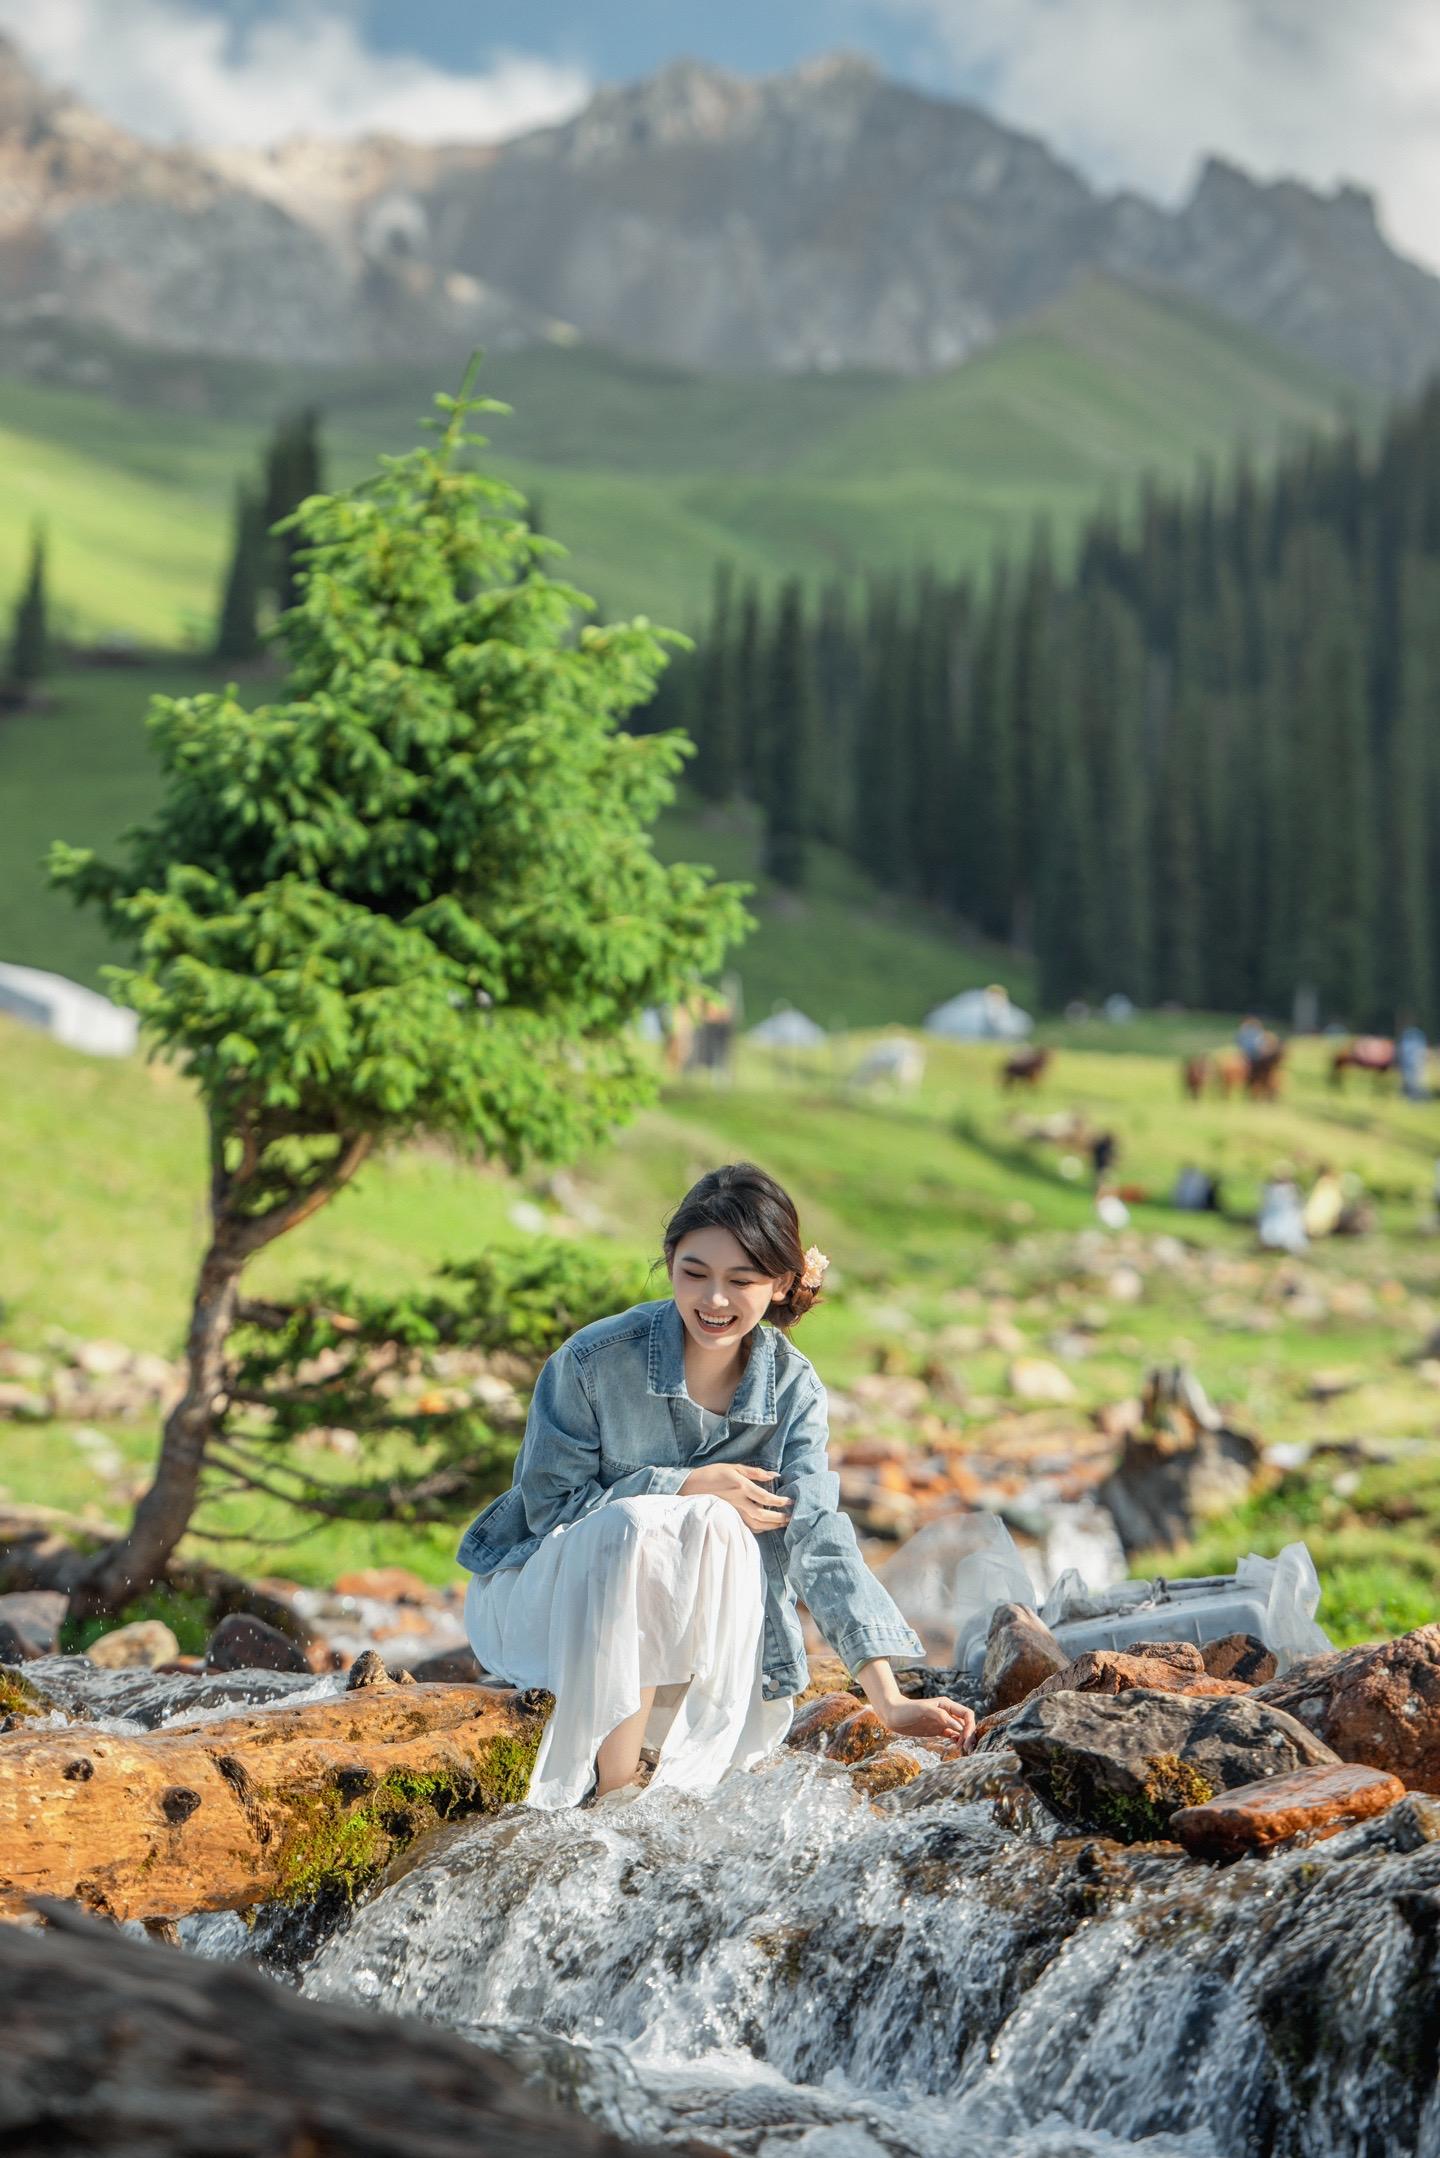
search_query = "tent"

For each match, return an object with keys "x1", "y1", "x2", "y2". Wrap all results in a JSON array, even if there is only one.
[
  {"x1": 923, "y1": 985, "x2": 1033, "y2": 1041},
  {"x1": 0, "y1": 963, "x2": 139, "y2": 1057},
  {"x1": 747, "y1": 1006, "x2": 827, "y2": 1049}
]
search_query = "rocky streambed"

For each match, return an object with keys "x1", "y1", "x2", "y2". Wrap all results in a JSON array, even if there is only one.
[{"x1": 4, "y1": 1618, "x2": 1440, "y2": 2156}]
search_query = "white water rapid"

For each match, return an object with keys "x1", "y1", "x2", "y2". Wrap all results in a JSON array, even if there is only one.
[{"x1": 294, "y1": 1745, "x2": 1440, "y2": 2158}]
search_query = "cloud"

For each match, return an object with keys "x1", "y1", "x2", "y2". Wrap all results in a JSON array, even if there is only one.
[
  {"x1": 0, "y1": 0, "x2": 591, "y2": 147},
  {"x1": 883, "y1": 0, "x2": 1440, "y2": 271}
]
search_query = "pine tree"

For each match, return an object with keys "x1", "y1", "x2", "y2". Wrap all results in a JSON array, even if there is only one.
[
  {"x1": 963, "y1": 566, "x2": 1017, "y2": 939},
  {"x1": 690, "y1": 562, "x2": 740, "y2": 801},
  {"x1": 263, "y1": 408, "x2": 326, "y2": 617},
  {"x1": 7, "y1": 520, "x2": 48, "y2": 686},
  {"x1": 212, "y1": 484, "x2": 266, "y2": 662},
  {"x1": 1034, "y1": 719, "x2": 1103, "y2": 1007},
  {"x1": 763, "y1": 577, "x2": 817, "y2": 888}
]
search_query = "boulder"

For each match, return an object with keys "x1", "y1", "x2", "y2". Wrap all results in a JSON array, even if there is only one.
[
  {"x1": 1125, "y1": 1641, "x2": 1205, "y2": 1674},
  {"x1": 1100, "y1": 1366, "x2": 1262, "y2": 1554},
  {"x1": 203, "y1": 1614, "x2": 311, "y2": 1676},
  {"x1": 1202, "y1": 1633, "x2": 1277, "y2": 1685},
  {"x1": 851, "y1": 1749, "x2": 923, "y2": 1799},
  {"x1": 0, "y1": 1591, "x2": 66, "y2": 1654},
  {"x1": 819, "y1": 1706, "x2": 892, "y2": 1765},
  {"x1": 982, "y1": 1602, "x2": 1070, "y2": 1710},
  {"x1": 1008, "y1": 1686, "x2": 1339, "y2": 1842},
  {"x1": 1171, "y1": 1762, "x2": 1406, "y2": 1859},
  {"x1": 85, "y1": 1621, "x2": 180, "y2": 1670},
  {"x1": 968, "y1": 1647, "x2": 1224, "y2": 1752},
  {"x1": 1254, "y1": 1624, "x2": 1440, "y2": 1791},
  {"x1": 1008, "y1": 1357, "x2": 1076, "y2": 1404},
  {"x1": 410, "y1": 1644, "x2": 485, "y2": 1685},
  {"x1": 786, "y1": 1692, "x2": 861, "y2": 1752},
  {"x1": 0, "y1": 1622, "x2": 37, "y2": 1663}
]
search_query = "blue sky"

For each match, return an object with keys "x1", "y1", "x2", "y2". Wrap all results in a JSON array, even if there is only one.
[{"x1": 4, "y1": 0, "x2": 1439, "y2": 271}]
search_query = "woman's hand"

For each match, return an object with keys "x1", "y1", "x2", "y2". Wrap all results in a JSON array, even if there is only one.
[
  {"x1": 874, "y1": 1694, "x2": 976, "y2": 1747},
  {"x1": 680, "y1": 1462, "x2": 793, "y2": 1533},
  {"x1": 857, "y1": 1656, "x2": 975, "y2": 1748}
]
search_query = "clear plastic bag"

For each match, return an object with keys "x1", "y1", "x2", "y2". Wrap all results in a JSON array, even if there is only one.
[{"x1": 948, "y1": 1515, "x2": 1332, "y2": 1674}]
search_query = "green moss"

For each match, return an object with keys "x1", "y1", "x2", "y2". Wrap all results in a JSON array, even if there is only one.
[
  {"x1": 272, "y1": 1723, "x2": 546, "y2": 1906},
  {"x1": 1036, "y1": 1750, "x2": 1216, "y2": 1844},
  {"x1": 0, "y1": 1669, "x2": 52, "y2": 1719}
]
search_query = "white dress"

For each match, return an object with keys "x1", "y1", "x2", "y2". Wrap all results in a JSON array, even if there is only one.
[{"x1": 463, "y1": 1420, "x2": 794, "y2": 1810}]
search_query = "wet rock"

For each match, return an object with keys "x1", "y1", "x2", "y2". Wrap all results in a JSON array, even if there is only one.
[
  {"x1": 851, "y1": 1749, "x2": 922, "y2": 1799},
  {"x1": 877, "y1": 1748, "x2": 1027, "y2": 1812},
  {"x1": 331, "y1": 1568, "x2": 442, "y2": 1605},
  {"x1": 1254, "y1": 1624, "x2": 1440, "y2": 1790},
  {"x1": 1009, "y1": 1686, "x2": 1339, "y2": 1843},
  {"x1": 410, "y1": 1644, "x2": 484, "y2": 1685},
  {"x1": 1171, "y1": 1762, "x2": 1406, "y2": 1858},
  {"x1": 1202, "y1": 1632, "x2": 1277, "y2": 1685},
  {"x1": 821, "y1": 1706, "x2": 892, "y2": 1765},
  {"x1": 1008, "y1": 1357, "x2": 1076, "y2": 1404},
  {"x1": 0, "y1": 1622, "x2": 37, "y2": 1663},
  {"x1": 86, "y1": 1621, "x2": 180, "y2": 1670},
  {"x1": 204, "y1": 1614, "x2": 311, "y2": 1675},
  {"x1": 1125, "y1": 1641, "x2": 1205, "y2": 1674},
  {"x1": 983, "y1": 1602, "x2": 1070, "y2": 1710},
  {"x1": 786, "y1": 1691, "x2": 863, "y2": 1752},
  {"x1": 797, "y1": 1653, "x2": 859, "y2": 1705}
]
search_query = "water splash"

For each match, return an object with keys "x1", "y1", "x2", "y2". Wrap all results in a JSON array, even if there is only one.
[{"x1": 300, "y1": 1747, "x2": 1440, "y2": 2157}]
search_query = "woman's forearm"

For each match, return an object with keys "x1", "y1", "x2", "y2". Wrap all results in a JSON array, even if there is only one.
[{"x1": 856, "y1": 1656, "x2": 903, "y2": 1713}]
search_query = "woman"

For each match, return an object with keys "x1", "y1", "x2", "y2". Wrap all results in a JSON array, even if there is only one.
[{"x1": 457, "y1": 1162, "x2": 974, "y2": 1806}]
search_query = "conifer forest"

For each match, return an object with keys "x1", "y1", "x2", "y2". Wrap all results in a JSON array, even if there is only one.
[{"x1": 648, "y1": 382, "x2": 1440, "y2": 1030}]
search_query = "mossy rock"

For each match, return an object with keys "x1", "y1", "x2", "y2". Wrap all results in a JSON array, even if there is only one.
[{"x1": 0, "y1": 1666, "x2": 55, "y2": 1722}]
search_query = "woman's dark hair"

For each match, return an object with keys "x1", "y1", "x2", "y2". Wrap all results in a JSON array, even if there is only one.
[{"x1": 663, "y1": 1161, "x2": 820, "y2": 1330}]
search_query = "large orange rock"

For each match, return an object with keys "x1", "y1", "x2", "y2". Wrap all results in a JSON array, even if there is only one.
[
  {"x1": 982, "y1": 1603, "x2": 1070, "y2": 1710},
  {"x1": 820, "y1": 1706, "x2": 892, "y2": 1764},
  {"x1": 787, "y1": 1691, "x2": 863, "y2": 1751},
  {"x1": 1255, "y1": 1625, "x2": 1440, "y2": 1792},
  {"x1": 1171, "y1": 1762, "x2": 1405, "y2": 1858}
]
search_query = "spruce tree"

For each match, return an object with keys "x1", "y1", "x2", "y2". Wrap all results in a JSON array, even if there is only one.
[
  {"x1": 8, "y1": 520, "x2": 48, "y2": 686},
  {"x1": 263, "y1": 407, "x2": 326, "y2": 617},
  {"x1": 691, "y1": 562, "x2": 740, "y2": 801},
  {"x1": 763, "y1": 577, "x2": 817, "y2": 888},
  {"x1": 212, "y1": 484, "x2": 266, "y2": 662}
]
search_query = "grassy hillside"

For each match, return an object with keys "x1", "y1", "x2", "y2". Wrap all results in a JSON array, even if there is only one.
[
  {"x1": 0, "y1": 661, "x2": 1029, "y2": 1015},
  {"x1": 0, "y1": 275, "x2": 1367, "y2": 643},
  {"x1": 4, "y1": 1011, "x2": 1440, "y2": 1638}
]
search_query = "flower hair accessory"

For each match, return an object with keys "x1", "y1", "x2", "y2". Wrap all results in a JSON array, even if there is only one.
[{"x1": 800, "y1": 1244, "x2": 830, "y2": 1291}]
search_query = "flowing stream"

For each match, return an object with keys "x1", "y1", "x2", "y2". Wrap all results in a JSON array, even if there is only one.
[{"x1": 34, "y1": 1660, "x2": 1440, "y2": 2157}]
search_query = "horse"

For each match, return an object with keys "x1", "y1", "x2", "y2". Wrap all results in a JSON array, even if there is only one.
[{"x1": 1330, "y1": 1036, "x2": 1396, "y2": 1089}]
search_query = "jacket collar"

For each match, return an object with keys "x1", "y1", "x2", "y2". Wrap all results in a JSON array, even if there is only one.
[{"x1": 647, "y1": 1297, "x2": 778, "y2": 1424}]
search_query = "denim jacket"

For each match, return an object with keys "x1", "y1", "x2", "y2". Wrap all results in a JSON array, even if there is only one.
[{"x1": 455, "y1": 1298, "x2": 925, "y2": 1701}]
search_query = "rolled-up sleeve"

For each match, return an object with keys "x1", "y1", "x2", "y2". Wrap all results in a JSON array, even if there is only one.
[
  {"x1": 778, "y1": 1378, "x2": 925, "y2": 1674},
  {"x1": 515, "y1": 1346, "x2": 690, "y2": 1537}
]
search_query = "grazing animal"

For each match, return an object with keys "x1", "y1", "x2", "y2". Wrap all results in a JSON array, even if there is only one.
[
  {"x1": 1181, "y1": 1054, "x2": 1209, "y2": 1100},
  {"x1": 849, "y1": 1037, "x2": 925, "y2": 1092},
  {"x1": 1211, "y1": 1047, "x2": 1249, "y2": 1099},
  {"x1": 1244, "y1": 1037, "x2": 1285, "y2": 1100},
  {"x1": 1000, "y1": 1046, "x2": 1050, "y2": 1090},
  {"x1": 1330, "y1": 1036, "x2": 1396, "y2": 1089}
]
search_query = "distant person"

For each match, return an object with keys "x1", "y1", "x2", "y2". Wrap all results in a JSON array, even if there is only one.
[
  {"x1": 1258, "y1": 1177, "x2": 1308, "y2": 1254},
  {"x1": 1237, "y1": 1016, "x2": 1266, "y2": 1062},
  {"x1": 1399, "y1": 1024, "x2": 1429, "y2": 1102},
  {"x1": 1172, "y1": 1165, "x2": 1222, "y2": 1213}
]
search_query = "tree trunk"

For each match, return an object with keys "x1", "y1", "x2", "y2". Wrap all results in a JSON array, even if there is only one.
[
  {"x1": 0, "y1": 1904, "x2": 667, "y2": 2158},
  {"x1": 68, "y1": 1237, "x2": 247, "y2": 1621},
  {"x1": 0, "y1": 1678, "x2": 548, "y2": 1922}
]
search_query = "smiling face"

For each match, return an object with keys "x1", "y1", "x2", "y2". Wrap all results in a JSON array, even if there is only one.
[{"x1": 667, "y1": 1225, "x2": 792, "y2": 1359}]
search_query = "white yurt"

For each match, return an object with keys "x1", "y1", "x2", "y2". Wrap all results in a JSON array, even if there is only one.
[
  {"x1": 923, "y1": 984, "x2": 1033, "y2": 1042},
  {"x1": 0, "y1": 963, "x2": 138, "y2": 1057},
  {"x1": 747, "y1": 1006, "x2": 827, "y2": 1050}
]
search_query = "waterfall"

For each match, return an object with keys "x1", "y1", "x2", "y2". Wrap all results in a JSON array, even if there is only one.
[{"x1": 296, "y1": 1747, "x2": 1440, "y2": 2158}]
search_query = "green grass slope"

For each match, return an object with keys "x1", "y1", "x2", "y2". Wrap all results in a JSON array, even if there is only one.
[
  {"x1": 5, "y1": 1012, "x2": 1440, "y2": 1636},
  {"x1": 0, "y1": 275, "x2": 1367, "y2": 642},
  {"x1": 0, "y1": 663, "x2": 1027, "y2": 1016}
]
